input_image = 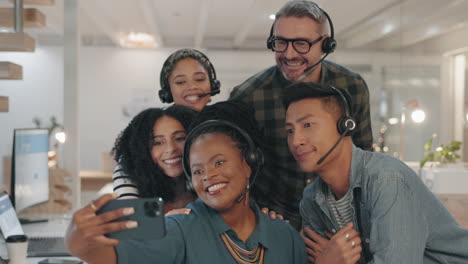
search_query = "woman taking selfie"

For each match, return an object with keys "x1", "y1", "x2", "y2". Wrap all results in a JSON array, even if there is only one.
[{"x1": 65, "y1": 101, "x2": 306, "y2": 264}]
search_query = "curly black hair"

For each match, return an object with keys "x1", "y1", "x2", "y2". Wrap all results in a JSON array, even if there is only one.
[{"x1": 112, "y1": 105, "x2": 197, "y2": 201}]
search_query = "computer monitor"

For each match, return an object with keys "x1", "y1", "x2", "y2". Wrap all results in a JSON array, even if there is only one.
[{"x1": 10, "y1": 128, "x2": 50, "y2": 213}]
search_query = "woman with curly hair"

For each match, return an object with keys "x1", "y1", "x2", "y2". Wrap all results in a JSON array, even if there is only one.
[
  {"x1": 66, "y1": 101, "x2": 307, "y2": 264},
  {"x1": 112, "y1": 105, "x2": 197, "y2": 212},
  {"x1": 112, "y1": 49, "x2": 219, "y2": 208},
  {"x1": 158, "y1": 48, "x2": 221, "y2": 112}
]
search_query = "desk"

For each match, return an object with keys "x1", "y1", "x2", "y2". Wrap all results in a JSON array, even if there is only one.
[
  {"x1": 79, "y1": 170, "x2": 112, "y2": 191},
  {"x1": 1, "y1": 219, "x2": 82, "y2": 264},
  {"x1": 419, "y1": 167, "x2": 468, "y2": 228}
]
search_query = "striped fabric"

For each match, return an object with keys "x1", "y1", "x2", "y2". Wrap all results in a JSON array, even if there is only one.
[
  {"x1": 326, "y1": 187, "x2": 354, "y2": 229},
  {"x1": 112, "y1": 162, "x2": 140, "y2": 199}
]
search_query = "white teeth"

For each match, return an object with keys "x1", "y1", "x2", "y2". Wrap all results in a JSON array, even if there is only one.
[
  {"x1": 208, "y1": 183, "x2": 226, "y2": 192},
  {"x1": 285, "y1": 61, "x2": 304, "y2": 66},
  {"x1": 164, "y1": 157, "x2": 181, "y2": 164},
  {"x1": 185, "y1": 95, "x2": 199, "y2": 102}
]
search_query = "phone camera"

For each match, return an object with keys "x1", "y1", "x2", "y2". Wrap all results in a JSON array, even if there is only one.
[{"x1": 144, "y1": 201, "x2": 161, "y2": 217}]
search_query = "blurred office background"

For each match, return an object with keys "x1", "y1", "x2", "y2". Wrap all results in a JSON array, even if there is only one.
[{"x1": 1, "y1": 0, "x2": 468, "y2": 209}]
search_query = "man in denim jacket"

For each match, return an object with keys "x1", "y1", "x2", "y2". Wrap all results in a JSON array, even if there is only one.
[{"x1": 283, "y1": 82, "x2": 468, "y2": 264}]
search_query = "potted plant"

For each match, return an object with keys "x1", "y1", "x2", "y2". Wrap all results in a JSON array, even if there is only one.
[
  {"x1": 419, "y1": 134, "x2": 468, "y2": 194},
  {"x1": 420, "y1": 134, "x2": 462, "y2": 169}
]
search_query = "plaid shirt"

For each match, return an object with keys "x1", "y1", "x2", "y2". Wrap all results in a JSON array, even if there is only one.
[{"x1": 229, "y1": 60, "x2": 373, "y2": 230}]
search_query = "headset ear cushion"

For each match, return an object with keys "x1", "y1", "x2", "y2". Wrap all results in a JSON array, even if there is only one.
[
  {"x1": 322, "y1": 37, "x2": 337, "y2": 54},
  {"x1": 158, "y1": 89, "x2": 173, "y2": 103},
  {"x1": 245, "y1": 148, "x2": 263, "y2": 185},
  {"x1": 337, "y1": 116, "x2": 356, "y2": 135},
  {"x1": 266, "y1": 37, "x2": 273, "y2": 50},
  {"x1": 185, "y1": 179, "x2": 193, "y2": 192},
  {"x1": 211, "y1": 80, "x2": 221, "y2": 94}
]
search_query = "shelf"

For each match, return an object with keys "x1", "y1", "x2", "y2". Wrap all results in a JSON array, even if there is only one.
[
  {"x1": 0, "y1": 8, "x2": 46, "y2": 28},
  {"x1": 0, "y1": 96, "x2": 9, "y2": 112},
  {"x1": 8, "y1": 0, "x2": 54, "y2": 5},
  {"x1": 0, "y1": 32, "x2": 35, "y2": 52},
  {"x1": 0, "y1": 62, "x2": 22, "y2": 80},
  {"x1": 80, "y1": 170, "x2": 113, "y2": 191}
]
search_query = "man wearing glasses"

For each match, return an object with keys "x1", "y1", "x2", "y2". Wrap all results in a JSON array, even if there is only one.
[{"x1": 229, "y1": 0, "x2": 373, "y2": 230}]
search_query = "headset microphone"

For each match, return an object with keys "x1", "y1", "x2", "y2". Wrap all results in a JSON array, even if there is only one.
[
  {"x1": 198, "y1": 88, "x2": 221, "y2": 98},
  {"x1": 297, "y1": 52, "x2": 331, "y2": 82},
  {"x1": 235, "y1": 183, "x2": 250, "y2": 203},
  {"x1": 316, "y1": 129, "x2": 348, "y2": 165}
]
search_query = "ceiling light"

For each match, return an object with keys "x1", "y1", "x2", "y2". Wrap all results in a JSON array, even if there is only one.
[
  {"x1": 388, "y1": 117, "x2": 399, "y2": 125},
  {"x1": 55, "y1": 131, "x2": 66, "y2": 144},
  {"x1": 119, "y1": 32, "x2": 157, "y2": 49},
  {"x1": 411, "y1": 109, "x2": 426, "y2": 123},
  {"x1": 269, "y1": 14, "x2": 276, "y2": 20},
  {"x1": 408, "y1": 78, "x2": 423, "y2": 86},
  {"x1": 426, "y1": 26, "x2": 440, "y2": 36},
  {"x1": 382, "y1": 24, "x2": 394, "y2": 35}
]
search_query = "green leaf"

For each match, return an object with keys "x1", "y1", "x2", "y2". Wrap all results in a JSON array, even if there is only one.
[{"x1": 420, "y1": 136, "x2": 462, "y2": 166}]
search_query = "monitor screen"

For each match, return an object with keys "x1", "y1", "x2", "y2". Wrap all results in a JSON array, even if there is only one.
[
  {"x1": 0, "y1": 192, "x2": 24, "y2": 238},
  {"x1": 11, "y1": 128, "x2": 49, "y2": 213}
]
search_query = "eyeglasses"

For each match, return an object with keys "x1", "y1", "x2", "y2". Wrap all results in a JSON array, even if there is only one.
[{"x1": 270, "y1": 36, "x2": 323, "y2": 54}]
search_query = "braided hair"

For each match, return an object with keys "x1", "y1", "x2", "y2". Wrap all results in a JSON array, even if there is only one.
[{"x1": 112, "y1": 105, "x2": 196, "y2": 201}]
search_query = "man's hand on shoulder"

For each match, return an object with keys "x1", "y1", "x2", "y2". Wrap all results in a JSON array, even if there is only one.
[{"x1": 165, "y1": 208, "x2": 191, "y2": 216}]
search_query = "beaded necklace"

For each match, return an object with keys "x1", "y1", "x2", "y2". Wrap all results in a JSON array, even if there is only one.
[{"x1": 220, "y1": 233, "x2": 265, "y2": 264}]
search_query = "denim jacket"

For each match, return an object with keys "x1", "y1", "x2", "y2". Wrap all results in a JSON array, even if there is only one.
[{"x1": 300, "y1": 145, "x2": 468, "y2": 263}]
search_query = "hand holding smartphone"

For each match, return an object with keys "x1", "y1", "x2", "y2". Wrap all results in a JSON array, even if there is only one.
[{"x1": 96, "y1": 197, "x2": 166, "y2": 240}]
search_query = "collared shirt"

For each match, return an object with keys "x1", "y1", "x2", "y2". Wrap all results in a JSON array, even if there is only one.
[
  {"x1": 300, "y1": 145, "x2": 468, "y2": 263},
  {"x1": 116, "y1": 199, "x2": 307, "y2": 264},
  {"x1": 229, "y1": 60, "x2": 373, "y2": 229}
]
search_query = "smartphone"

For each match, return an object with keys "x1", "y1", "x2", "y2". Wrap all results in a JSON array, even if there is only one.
[
  {"x1": 38, "y1": 258, "x2": 83, "y2": 264},
  {"x1": 96, "y1": 197, "x2": 166, "y2": 240}
]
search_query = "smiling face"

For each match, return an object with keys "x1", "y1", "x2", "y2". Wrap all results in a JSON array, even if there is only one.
[
  {"x1": 151, "y1": 116, "x2": 187, "y2": 178},
  {"x1": 274, "y1": 16, "x2": 324, "y2": 82},
  {"x1": 285, "y1": 98, "x2": 341, "y2": 172},
  {"x1": 169, "y1": 58, "x2": 211, "y2": 112},
  {"x1": 188, "y1": 132, "x2": 251, "y2": 212}
]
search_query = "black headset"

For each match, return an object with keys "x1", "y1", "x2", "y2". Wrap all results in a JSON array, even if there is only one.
[
  {"x1": 182, "y1": 120, "x2": 264, "y2": 192},
  {"x1": 158, "y1": 49, "x2": 221, "y2": 104},
  {"x1": 266, "y1": 6, "x2": 337, "y2": 55},
  {"x1": 327, "y1": 84, "x2": 356, "y2": 135},
  {"x1": 314, "y1": 84, "x2": 356, "y2": 165}
]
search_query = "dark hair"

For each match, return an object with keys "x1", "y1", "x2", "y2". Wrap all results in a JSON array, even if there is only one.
[
  {"x1": 184, "y1": 100, "x2": 263, "y2": 181},
  {"x1": 112, "y1": 105, "x2": 196, "y2": 201},
  {"x1": 160, "y1": 48, "x2": 215, "y2": 92},
  {"x1": 282, "y1": 82, "x2": 352, "y2": 119}
]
